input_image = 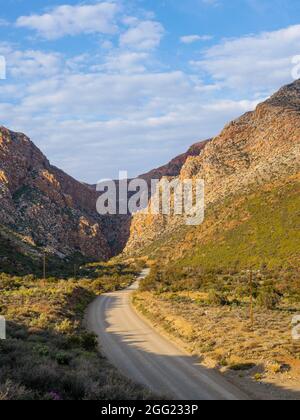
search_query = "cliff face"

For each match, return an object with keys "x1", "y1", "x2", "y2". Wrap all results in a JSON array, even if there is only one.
[
  {"x1": 0, "y1": 127, "x2": 110, "y2": 260},
  {"x1": 139, "y1": 140, "x2": 210, "y2": 183},
  {"x1": 91, "y1": 139, "x2": 211, "y2": 255},
  {"x1": 125, "y1": 80, "x2": 300, "y2": 255}
]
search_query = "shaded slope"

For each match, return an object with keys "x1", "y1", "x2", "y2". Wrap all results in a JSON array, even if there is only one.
[{"x1": 0, "y1": 126, "x2": 110, "y2": 262}]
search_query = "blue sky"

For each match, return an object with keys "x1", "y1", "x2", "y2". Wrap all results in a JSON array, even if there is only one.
[{"x1": 0, "y1": 0, "x2": 300, "y2": 182}]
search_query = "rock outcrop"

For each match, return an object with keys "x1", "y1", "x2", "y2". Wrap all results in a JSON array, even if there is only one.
[
  {"x1": 0, "y1": 127, "x2": 110, "y2": 260},
  {"x1": 139, "y1": 140, "x2": 210, "y2": 183},
  {"x1": 125, "y1": 80, "x2": 300, "y2": 254}
]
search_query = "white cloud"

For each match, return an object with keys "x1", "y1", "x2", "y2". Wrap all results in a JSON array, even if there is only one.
[
  {"x1": 0, "y1": 43, "x2": 63, "y2": 78},
  {"x1": 0, "y1": 95, "x2": 253, "y2": 182},
  {"x1": 120, "y1": 20, "x2": 165, "y2": 50},
  {"x1": 3, "y1": 11, "x2": 298, "y2": 183},
  {"x1": 180, "y1": 35, "x2": 212, "y2": 44},
  {"x1": 0, "y1": 42, "x2": 258, "y2": 181},
  {"x1": 192, "y1": 24, "x2": 300, "y2": 94},
  {"x1": 101, "y1": 51, "x2": 149, "y2": 73},
  {"x1": 16, "y1": 2, "x2": 119, "y2": 39}
]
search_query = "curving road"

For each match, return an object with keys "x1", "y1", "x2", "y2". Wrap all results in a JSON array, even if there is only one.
[{"x1": 86, "y1": 269, "x2": 249, "y2": 400}]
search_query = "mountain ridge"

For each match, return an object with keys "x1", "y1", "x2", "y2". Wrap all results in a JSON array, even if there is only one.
[
  {"x1": 124, "y1": 79, "x2": 300, "y2": 261},
  {"x1": 1, "y1": 79, "x2": 300, "y2": 269}
]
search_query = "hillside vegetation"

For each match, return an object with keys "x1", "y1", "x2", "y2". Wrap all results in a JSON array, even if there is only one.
[
  {"x1": 0, "y1": 261, "x2": 155, "y2": 400},
  {"x1": 141, "y1": 175, "x2": 300, "y2": 274}
]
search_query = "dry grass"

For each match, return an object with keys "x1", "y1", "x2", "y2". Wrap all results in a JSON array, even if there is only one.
[{"x1": 133, "y1": 290, "x2": 300, "y2": 400}]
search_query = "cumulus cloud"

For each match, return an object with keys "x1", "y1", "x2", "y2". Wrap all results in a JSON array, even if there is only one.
[
  {"x1": 120, "y1": 20, "x2": 165, "y2": 50},
  {"x1": 0, "y1": 41, "x2": 258, "y2": 181},
  {"x1": 16, "y1": 2, "x2": 119, "y2": 39},
  {"x1": 101, "y1": 51, "x2": 150, "y2": 73},
  {"x1": 3, "y1": 8, "x2": 298, "y2": 182},
  {"x1": 0, "y1": 43, "x2": 64, "y2": 78},
  {"x1": 192, "y1": 24, "x2": 300, "y2": 94}
]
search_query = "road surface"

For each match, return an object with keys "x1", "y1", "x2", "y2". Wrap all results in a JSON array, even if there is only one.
[{"x1": 86, "y1": 269, "x2": 249, "y2": 400}]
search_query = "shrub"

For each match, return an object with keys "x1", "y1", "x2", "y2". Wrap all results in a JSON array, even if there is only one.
[
  {"x1": 80, "y1": 332, "x2": 98, "y2": 352},
  {"x1": 0, "y1": 380, "x2": 34, "y2": 401},
  {"x1": 207, "y1": 290, "x2": 229, "y2": 306},
  {"x1": 256, "y1": 286, "x2": 281, "y2": 310},
  {"x1": 229, "y1": 363, "x2": 256, "y2": 371},
  {"x1": 55, "y1": 352, "x2": 72, "y2": 366},
  {"x1": 55, "y1": 319, "x2": 75, "y2": 335}
]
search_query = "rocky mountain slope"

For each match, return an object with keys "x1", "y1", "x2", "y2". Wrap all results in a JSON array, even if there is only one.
[
  {"x1": 124, "y1": 80, "x2": 300, "y2": 269},
  {"x1": 105, "y1": 139, "x2": 211, "y2": 252},
  {"x1": 0, "y1": 127, "x2": 110, "y2": 261},
  {"x1": 0, "y1": 126, "x2": 208, "y2": 269},
  {"x1": 139, "y1": 140, "x2": 210, "y2": 183}
]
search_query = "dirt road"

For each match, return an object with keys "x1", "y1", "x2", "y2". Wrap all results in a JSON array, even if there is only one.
[{"x1": 86, "y1": 270, "x2": 249, "y2": 400}]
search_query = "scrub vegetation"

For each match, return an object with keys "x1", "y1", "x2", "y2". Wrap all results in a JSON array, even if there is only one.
[{"x1": 0, "y1": 261, "x2": 156, "y2": 400}]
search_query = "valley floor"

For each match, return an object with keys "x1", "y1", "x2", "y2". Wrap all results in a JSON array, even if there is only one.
[
  {"x1": 133, "y1": 290, "x2": 300, "y2": 400},
  {"x1": 0, "y1": 262, "x2": 156, "y2": 400}
]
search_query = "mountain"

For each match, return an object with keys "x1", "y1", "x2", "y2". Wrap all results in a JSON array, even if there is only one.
[
  {"x1": 139, "y1": 140, "x2": 210, "y2": 183},
  {"x1": 0, "y1": 125, "x2": 208, "y2": 271},
  {"x1": 1, "y1": 80, "x2": 299, "y2": 272},
  {"x1": 90, "y1": 139, "x2": 211, "y2": 255},
  {"x1": 124, "y1": 80, "x2": 300, "y2": 270},
  {"x1": 0, "y1": 126, "x2": 110, "y2": 263}
]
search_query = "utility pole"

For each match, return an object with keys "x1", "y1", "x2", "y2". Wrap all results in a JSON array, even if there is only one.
[
  {"x1": 43, "y1": 252, "x2": 46, "y2": 280},
  {"x1": 249, "y1": 270, "x2": 254, "y2": 329}
]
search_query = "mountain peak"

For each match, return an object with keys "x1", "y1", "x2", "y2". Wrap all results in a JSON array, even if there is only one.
[{"x1": 266, "y1": 79, "x2": 300, "y2": 109}]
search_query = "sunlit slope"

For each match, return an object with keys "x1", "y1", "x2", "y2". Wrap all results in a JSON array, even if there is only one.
[{"x1": 140, "y1": 175, "x2": 300, "y2": 271}]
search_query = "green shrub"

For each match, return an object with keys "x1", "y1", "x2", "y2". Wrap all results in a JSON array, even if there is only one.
[
  {"x1": 79, "y1": 332, "x2": 98, "y2": 352},
  {"x1": 55, "y1": 352, "x2": 72, "y2": 366},
  {"x1": 256, "y1": 286, "x2": 281, "y2": 310}
]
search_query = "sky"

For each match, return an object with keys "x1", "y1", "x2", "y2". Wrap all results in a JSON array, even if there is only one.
[{"x1": 0, "y1": 0, "x2": 300, "y2": 183}]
